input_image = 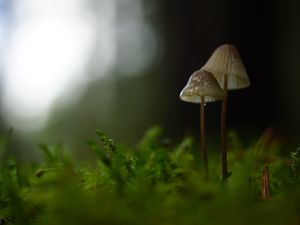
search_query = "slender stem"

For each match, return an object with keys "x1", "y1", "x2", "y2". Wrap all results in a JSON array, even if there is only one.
[
  {"x1": 265, "y1": 165, "x2": 270, "y2": 199},
  {"x1": 200, "y1": 96, "x2": 207, "y2": 175},
  {"x1": 221, "y1": 74, "x2": 228, "y2": 181},
  {"x1": 261, "y1": 165, "x2": 270, "y2": 200}
]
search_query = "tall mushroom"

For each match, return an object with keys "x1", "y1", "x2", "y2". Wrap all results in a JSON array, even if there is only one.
[
  {"x1": 202, "y1": 44, "x2": 250, "y2": 181},
  {"x1": 180, "y1": 69, "x2": 224, "y2": 175}
]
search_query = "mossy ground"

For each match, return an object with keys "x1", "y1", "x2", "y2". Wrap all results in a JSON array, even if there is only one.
[{"x1": 0, "y1": 126, "x2": 299, "y2": 225}]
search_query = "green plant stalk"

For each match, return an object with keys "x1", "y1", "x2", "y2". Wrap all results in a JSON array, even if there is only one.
[
  {"x1": 200, "y1": 96, "x2": 208, "y2": 175},
  {"x1": 221, "y1": 74, "x2": 228, "y2": 181}
]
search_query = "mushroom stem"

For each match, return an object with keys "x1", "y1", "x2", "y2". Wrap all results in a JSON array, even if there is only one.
[
  {"x1": 200, "y1": 96, "x2": 208, "y2": 175},
  {"x1": 221, "y1": 74, "x2": 228, "y2": 181}
]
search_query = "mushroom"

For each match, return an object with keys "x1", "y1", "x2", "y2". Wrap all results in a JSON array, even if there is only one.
[
  {"x1": 180, "y1": 69, "x2": 224, "y2": 175},
  {"x1": 202, "y1": 44, "x2": 250, "y2": 180}
]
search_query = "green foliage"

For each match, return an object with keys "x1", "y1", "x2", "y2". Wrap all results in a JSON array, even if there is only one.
[
  {"x1": 0, "y1": 128, "x2": 299, "y2": 225},
  {"x1": 290, "y1": 147, "x2": 300, "y2": 180}
]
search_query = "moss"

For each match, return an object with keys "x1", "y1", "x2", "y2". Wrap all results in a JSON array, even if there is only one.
[{"x1": 0, "y1": 126, "x2": 299, "y2": 225}]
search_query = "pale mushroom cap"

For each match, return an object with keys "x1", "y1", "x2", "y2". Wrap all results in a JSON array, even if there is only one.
[
  {"x1": 202, "y1": 44, "x2": 250, "y2": 90},
  {"x1": 180, "y1": 69, "x2": 224, "y2": 104}
]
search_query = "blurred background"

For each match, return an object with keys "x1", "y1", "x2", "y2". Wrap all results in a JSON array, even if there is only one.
[{"x1": 0, "y1": 0, "x2": 299, "y2": 159}]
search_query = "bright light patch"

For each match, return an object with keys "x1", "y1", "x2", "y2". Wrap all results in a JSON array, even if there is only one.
[
  {"x1": 1, "y1": 0, "x2": 98, "y2": 131},
  {"x1": 0, "y1": 0, "x2": 159, "y2": 132}
]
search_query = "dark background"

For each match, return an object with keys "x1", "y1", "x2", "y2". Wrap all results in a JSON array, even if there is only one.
[
  {"x1": 1, "y1": 0, "x2": 299, "y2": 158},
  {"x1": 159, "y1": 0, "x2": 299, "y2": 143}
]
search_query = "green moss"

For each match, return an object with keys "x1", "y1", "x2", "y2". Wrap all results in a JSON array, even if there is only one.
[{"x1": 0, "y1": 126, "x2": 299, "y2": 225}]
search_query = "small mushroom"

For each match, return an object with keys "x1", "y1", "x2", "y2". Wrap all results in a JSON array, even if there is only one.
[
  {"x1": 202, "y1": 44, "x2": 250, "y2": 180},
  {"x1": 180, "y1": 69, "x2": 224, "y2": 175}
]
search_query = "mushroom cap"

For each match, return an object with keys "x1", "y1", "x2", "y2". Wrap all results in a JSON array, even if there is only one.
[
  {"x1": 202, "y1": 44, "x2": 250, "y2": 90},
  {"x1": 180, "y1": 69, "x2": 224, "y2": 104}
]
